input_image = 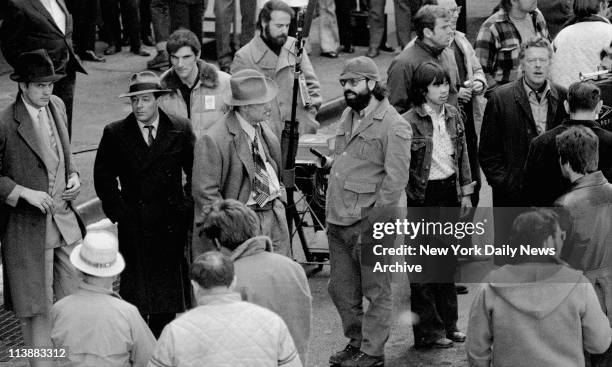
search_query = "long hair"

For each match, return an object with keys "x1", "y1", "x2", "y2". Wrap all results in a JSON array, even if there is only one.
[
  {"x1": 257, "y1": 0, "x2": 295, "y2": 33},
  {"x1": 410, "y1": 62, "x2": 450, "y2": 106}
]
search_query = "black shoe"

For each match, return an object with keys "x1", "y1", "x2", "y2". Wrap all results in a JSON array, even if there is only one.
[
  {"x1": 147, "y1": 50, "x2": 169, "y2": 69},
  {"x1": 447, "y1": 331, "x2": 466, "y2": 343},
  {"x1": 341, "y1": 352, "x2": 384, "y2": 367},
  {"x1": 456, "y1": 285, "x2": 468, "y2": 294},
  {"x1": 378, "y1": 44, "x2": 395, "y2": 52},
  {"x1": 366, "y1": 47, "x2": 379, "y2": 58},
  {"x1": 341, "y1": 45, "x2": 355, "y2": 53},
  {"x1": 414, "y1": 337, "x2": 454, "y2": 349},
  {"x1": 80, "y1": 50, "x2": 105, "y2": 62},
  {"x1": 321, "y1": 51, "x2": 338, "y2": 58},
  {"x1": 330, "y1": 344, "x2": 360, "y2": 366},
  {"x1": 104, "y1": 45, "x2": 121, "y2": 55},
  {"x1": 131, "y1": 47, "x2": 151, "y2": 57}
]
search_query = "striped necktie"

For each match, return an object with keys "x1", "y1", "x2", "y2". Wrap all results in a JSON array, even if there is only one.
[
  {"x1": 38, "y1": 108, "x2": 58, "y2": 154},
  {"x1": 252, "y1": 125, "x2": 270, "y2": 206}
]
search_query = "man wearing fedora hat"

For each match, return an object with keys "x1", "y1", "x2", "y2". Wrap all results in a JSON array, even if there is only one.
[
  {"x1": 94, "y1": 71, "x2": 195, "y2": 337},
  {"x1": 51, "y1": 231, "x2": 156, "y2": 367},
  {"x1": 0, "y1": 49, "x2": 86, "y2": 363},
  {"x1": 1, "y1": 0, "x2": 88, "y2": 138},
  {"x1": 192, "y1": 68, "x2": 291, "y2": 258},
  {"x1": 320, "y1": 57, "x2": 412, "y2": 367}
]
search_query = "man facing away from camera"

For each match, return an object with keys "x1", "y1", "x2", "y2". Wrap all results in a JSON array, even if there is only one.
[
  {"x1": 148, "y1": 251, "x2": 302, "y2": 367},
  {"x1": 51, "y1": 231, "x2": 156, "y2": 367},
  {"x1": 198, "y1": 199, "x2": 312, "y2": 365},
  {"x1": 524, "y1": 81, "x2": 612, "y2": 206},
  {"x1": 555, "y1": 125, "x2": 612, "y2": 367}
]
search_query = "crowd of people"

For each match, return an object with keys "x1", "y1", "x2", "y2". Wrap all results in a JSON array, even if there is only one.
[{"x1": 3, "y1": 0, "x2": 612, "y2": 366}]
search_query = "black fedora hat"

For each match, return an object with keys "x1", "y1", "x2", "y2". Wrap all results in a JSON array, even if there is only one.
[{"x1": 10, "y1": 49, "x2": 65, "y2": 83}]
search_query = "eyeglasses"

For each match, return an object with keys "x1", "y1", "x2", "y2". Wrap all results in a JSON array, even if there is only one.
[
  {"x1": 339, "y1": 78, "x2": 366, "y2": 87},
  {"x1": 449, "y1": 6, "x2": 462, "y2": 15},
  {"x1": 525, "y1": 57, "x2": 549, "y2": 65}
]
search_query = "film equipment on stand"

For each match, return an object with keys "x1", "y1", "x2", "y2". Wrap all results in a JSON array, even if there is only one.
[
  {"x1": 280, "y1": 0, "x2": 330, "y2": 272},
  {"x1": 580, "y1": 70, "x2": 612, "y2": 131}
]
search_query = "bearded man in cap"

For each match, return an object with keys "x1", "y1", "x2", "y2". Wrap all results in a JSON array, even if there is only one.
[
  {"x1": 192, "y1": 69, "x2": 290, "y2": 258},
  {"x1": 51, "y1": 231, "x2": 156, "y2": 367},
  {"x1": 94, "y1": 71, "x2": 195, "y2": 337},
  {"x1": 317, "y1": 56, "x2": 412, "y2": 367},
  {"x1": 0, "y1": 49, "x2": 85, "y2": 365}
]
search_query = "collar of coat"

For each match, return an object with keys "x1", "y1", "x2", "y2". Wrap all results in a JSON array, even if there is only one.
[
  {"x1": 571, "y1": 170, "x2": 608, "y2": 191},
  {"x1": 564, "y1": 13, "x2": 610, "y2": 28},
  {"x1": 415, "y1": 38, "x2": 444, "y2": 57},
  {"x1": 230, "y1": 236, "x2": 273, "y2": 261},
  {"x1": 195, "y1": 291, "x2": 242, "y2": 306},
  {"x1": 413, "y1": 102, "x2": 460, "y2": 120},
  {"x1": 250, "y1": 35, "x2": 298, "y2": 64},
  {"x1": 562, "y1": 119, "x2": 598, "y2": 128},
  {"x1": 160, "y1": 59, "x2": 220, "y2": 90},
  {"x1": 513, "y1": 77, "x2": 560, "y2": 119},
  {"x1": 78, "y1": 281, "x2": 121, "y2": 299}
]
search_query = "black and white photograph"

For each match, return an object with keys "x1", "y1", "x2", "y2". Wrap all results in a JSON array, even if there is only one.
[{"x1": 1, "y1": 0, "x2": 612, "y2": 366}]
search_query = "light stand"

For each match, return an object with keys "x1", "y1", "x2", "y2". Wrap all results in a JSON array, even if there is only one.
[{"x1": 280, "y1": 0, "x2": 328, "y2": 272}]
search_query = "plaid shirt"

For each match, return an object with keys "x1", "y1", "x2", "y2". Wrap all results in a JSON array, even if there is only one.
[{"x1": 475, "y1": 8, "x2": 549, "y2": 93}]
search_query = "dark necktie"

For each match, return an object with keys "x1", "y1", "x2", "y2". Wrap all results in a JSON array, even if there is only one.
[
  {"x1": 252, "y1": 125, "x2": 270, "y2": 206},
  {"x1": 144, "y1": 125, "x2": 155, "y2": 146}
]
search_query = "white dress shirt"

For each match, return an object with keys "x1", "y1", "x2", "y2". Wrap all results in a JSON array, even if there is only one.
[
  {"x1": 40, "y1": 0, "x2": 66, "y2": 34},
  {"x1": 236, "y1": 113, "x2": 281, "y2": 206}
]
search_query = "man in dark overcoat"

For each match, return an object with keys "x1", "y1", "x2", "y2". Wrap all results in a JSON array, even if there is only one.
[
  {"x1": 479, "y1": 37, "x2": 566, "y2": 265},
  {"x1": 479, "y1": 37, "x2": 567, "y2": 207},
  {"x1": 0, "y1": 0, "x2": 87, "y2": 137},
  {"x1": 0, "y1": 49, "x2": 85, "y2": 366},
  {"x1": 94, "y1": 71, "x2": 195, "y2": 337}
]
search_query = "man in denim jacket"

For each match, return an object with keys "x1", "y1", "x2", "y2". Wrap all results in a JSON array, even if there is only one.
[{"x1": 322, "y1": 56, "x2": 411, "y2": 367}]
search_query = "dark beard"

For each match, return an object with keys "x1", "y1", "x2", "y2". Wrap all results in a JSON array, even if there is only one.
[
  {"x1": 344, "y1": 90, "x2": 372, "y2": 112},
  {"x1": 264, "y1": 26, "x2": 287, "y2": 47}
]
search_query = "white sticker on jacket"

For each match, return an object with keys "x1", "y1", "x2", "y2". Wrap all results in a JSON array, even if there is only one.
[{"x1": 205, "y1": 95, "x2": 215, "y2": 110}]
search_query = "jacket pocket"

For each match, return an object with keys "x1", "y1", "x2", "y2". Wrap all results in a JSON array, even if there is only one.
[
  {"x1": 342, "y1": 181, "x2": 377, "y2": 214},
  {"x1": 410, "y1": 139, "x2": 428, "y2": 169},
  {"x1": 355, "y1": 135, "x2": 384, "y2": 164}
]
